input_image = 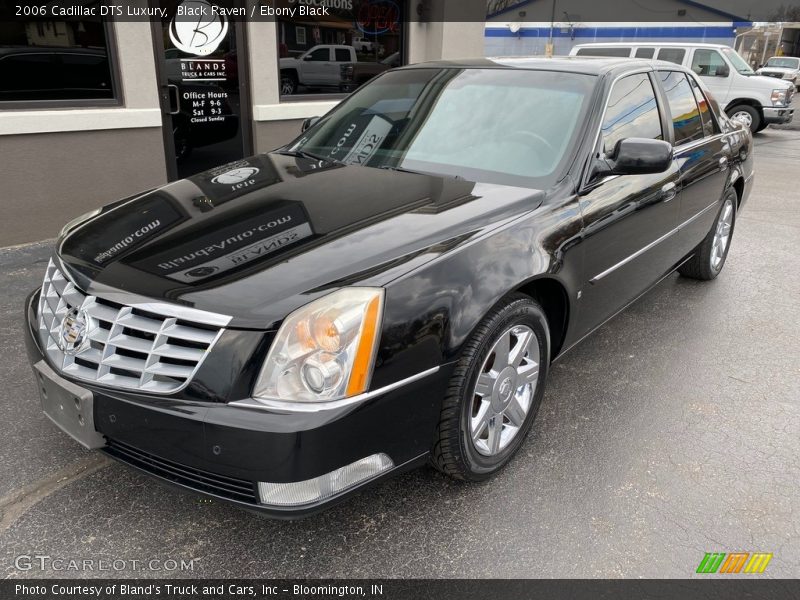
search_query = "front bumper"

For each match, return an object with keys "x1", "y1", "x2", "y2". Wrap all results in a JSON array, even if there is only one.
[
  {"x1": 24, "y1": 290, "x2": 450, "y2": 518},
  {"x1": 763, "y1": 106, "x2": 795, "y2": 125}
]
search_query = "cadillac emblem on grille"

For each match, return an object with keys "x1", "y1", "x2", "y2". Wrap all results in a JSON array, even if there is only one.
[{"x1": 57, "y1": 308, "x2": 91, "y2": 355}]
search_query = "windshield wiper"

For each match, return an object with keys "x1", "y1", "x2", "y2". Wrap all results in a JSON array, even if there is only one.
[
  {"x1": 275, "y1": 149, "x2": 340, "y2": 163},
  {"x1": 379, "y1": 165, "x2": 465, "y2": 180}
]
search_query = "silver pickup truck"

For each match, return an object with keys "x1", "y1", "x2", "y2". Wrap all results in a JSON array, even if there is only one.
[{"x1": 279, "y1": 45, "x2": 357, "y2": 95}]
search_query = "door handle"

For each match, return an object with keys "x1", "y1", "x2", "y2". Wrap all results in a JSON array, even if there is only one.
[
  {"x1": 166, "y1": 84, "x2": 180, "y2": 115},
  {"x1": 660, "y1": 182, "x2": 677, "y2": 203}
]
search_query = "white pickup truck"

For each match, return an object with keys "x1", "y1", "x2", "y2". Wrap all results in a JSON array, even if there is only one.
[{"x1": 279, "y1": 45, "x2": 357, "y2": 95}]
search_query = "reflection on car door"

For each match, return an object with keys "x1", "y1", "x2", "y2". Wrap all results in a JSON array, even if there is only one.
[
  {"x1": 577, "y1": 72, "x2": 681, "y2": 336},
  {"x1": 656, "y1": 70, "x2": 729, "y2": 256}
]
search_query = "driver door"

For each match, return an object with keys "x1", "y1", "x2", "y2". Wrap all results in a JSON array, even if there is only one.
[
  {"x1": 576, "y1": 71, "x2": 681, "y2": 337},
  {"x1": 303, "y1": 47, "x2": 333, "y2": 85}
]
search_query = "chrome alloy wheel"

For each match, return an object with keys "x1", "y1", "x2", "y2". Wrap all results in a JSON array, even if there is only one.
[
  {"x1": 470, "y1": 325, "x2": 540, "y2": 456},
  {"x1": 711, "y1": 198, "x2": 734, "y2": 271},
  {"x1": 731, "y1": 110, "x2": 753, "y2": 128}
]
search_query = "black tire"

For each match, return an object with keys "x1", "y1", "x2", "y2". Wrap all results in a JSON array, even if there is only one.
[
  {"x1": 726, "y1": 104, "x2": 761, "y2": 133},
  {"x1": 754, "y1": 122, "x2": 768, "y2": 133},
  {"x1": 280, "y1": 72, "x2": 298, "y2": 95},
  {"x1": 430, "y1": 294, "x2": 550, "y2": 481},
  {"x1": 678, "y1": 188, "x2": 737, "y2": 281}
]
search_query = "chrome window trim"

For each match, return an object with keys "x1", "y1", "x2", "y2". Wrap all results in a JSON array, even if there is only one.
[
  {"x1": 230, "y1": 366, "x2": 441, "y2": 413},
  {"x1": 590, "y1": 200, "x2": 719, "y2": 283}
]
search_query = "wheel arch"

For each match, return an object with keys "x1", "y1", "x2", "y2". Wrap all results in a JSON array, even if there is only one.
[
  {"x1": 513, "y1": 276, "x2": 571, "y2": 360},
  {"x1": 725, "y1": 98, "x2": 763, "y2": 116}
]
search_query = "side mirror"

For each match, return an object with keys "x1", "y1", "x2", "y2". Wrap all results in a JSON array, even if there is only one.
[
  {"x1": 596, "y1": 138, "x2": 673, "y2": 177},
  {"x1": 716, "y1": 64, "x2": 730, "y2": 77},
  {"x1": 301, "y1": 116, "x2": 320, "y2": 132},
  {"x1": 303, "y1": 54, "x2": 314, "y2": 61}
]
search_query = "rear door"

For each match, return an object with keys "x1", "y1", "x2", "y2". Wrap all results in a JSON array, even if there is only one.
[
  {"x1": 577, "y1": 71, "x2": 681, "y2": 334},
  {"x1": 655, "y1": 70, "x2": 729, "y2": 256}
]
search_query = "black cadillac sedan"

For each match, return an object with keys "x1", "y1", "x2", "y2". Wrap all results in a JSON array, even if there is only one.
[{"x1": 24, "y1": 57, "x2": 753, "y2": 517}]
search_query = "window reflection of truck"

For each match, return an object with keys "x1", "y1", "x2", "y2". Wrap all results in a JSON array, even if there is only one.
[
  {"x1": 279, "y1": 45, "x2": 357, "y2": 95},
  {"x1": 340, "y1": 52, "x2": 401, "y2": 93}
]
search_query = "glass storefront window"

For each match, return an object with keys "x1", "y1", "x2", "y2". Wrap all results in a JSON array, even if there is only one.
[
  {"x1": 0, "y1": 18, "x2": 118, "y2": 104},
  {"x1": 275, "y1": 0, "x2": 406, "y2": 98}
]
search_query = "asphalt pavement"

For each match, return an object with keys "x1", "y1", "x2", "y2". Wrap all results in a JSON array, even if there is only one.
[{"x1": 0, "y1": 125, "x2": 798, "y2": 579}]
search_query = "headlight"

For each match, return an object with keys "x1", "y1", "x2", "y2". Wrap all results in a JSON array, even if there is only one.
[
  {"x1": 771, "y1": 88, "x2": 788, "y2": 106},
  {"x1": 58, "y1": 208, "x2": 101, "y2": 239},
  {"x1": 253, "y1": 288, "x2": 384, "y2": 403}
]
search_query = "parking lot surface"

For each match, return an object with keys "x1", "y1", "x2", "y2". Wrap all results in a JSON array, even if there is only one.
[{"x1": 1, "y1": 125, "x2": 798, "y2": 579}]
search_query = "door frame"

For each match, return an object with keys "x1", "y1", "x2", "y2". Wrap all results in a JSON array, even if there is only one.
[{"x1": 149, "y1": 0, "x2": 254, "y2": 181}]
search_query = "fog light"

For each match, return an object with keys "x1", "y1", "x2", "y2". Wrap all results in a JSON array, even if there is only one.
[{"x1": 257, "y1": 453, "x2": 394, "y2": 507}]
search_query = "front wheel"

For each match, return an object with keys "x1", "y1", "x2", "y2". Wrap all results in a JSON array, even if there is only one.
[
  {"x1": 678, "y1": 188, "x2": 737, "y2": 281},
  {"x1": 280, "y1": 73, "x2": 298, "y2": 95},
  {"x1": 431, "y1": 295, "x2": 550, "y2": 481},
  {"x1": 727, "y1": 104, "x2": 761, "y2": 133}
]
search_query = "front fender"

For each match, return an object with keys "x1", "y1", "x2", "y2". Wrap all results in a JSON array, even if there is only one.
[{"x1": 374, "y1": 195, "x2": 583, "y2": 390}]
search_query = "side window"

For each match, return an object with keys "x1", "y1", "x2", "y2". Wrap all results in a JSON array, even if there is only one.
[
  {"x1": 601, "y1": 73, "x2": 663, "y2": 155},
  {"x1": 659, "y1": 71, "x2": 704, "y2": 145},
  {"x1": 691, "y1": 49, "x2": 728, "y2": 77},
  {"x1": 689, "y1": 75, "x2": 718, "y2": 137},
  {"x1": 657, "y1": 48, "x2": 686, "y2": 65},
  {"x1": 635, "y1": 48, "x2": 655, "y2": 59},
  {"x1": 334, "y1": 48, "x2": 352, "y2": 62},
  {"x1": 0, "y1": 54, "x2": 63, "y2": 100},
  {"x1": 307, "y1": 48, "x2": 330, "y2": 62},
  {"x1": 577, "y1": 47, "x2": 631, "y2": 57}
]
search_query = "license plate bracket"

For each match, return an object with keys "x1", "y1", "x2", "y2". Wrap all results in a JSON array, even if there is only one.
[{"x1": 32, "y1": 360, "x2": 106, "y2": 449}]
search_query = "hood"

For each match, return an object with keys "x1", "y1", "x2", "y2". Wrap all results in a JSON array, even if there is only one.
[
  {"x1": 750, "y1": 74, "x2": 794, "y2": 89},
  {"x1": 758, "y1": 67, "x2": 798, "y2": 75},
  {"x1": 57, "y1": 153, "x2": 544, "y2": 329}
]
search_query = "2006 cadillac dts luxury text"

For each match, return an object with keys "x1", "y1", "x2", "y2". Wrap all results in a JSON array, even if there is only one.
[{"x1": 24, "y1": 57, "x2": 754, "y2": 517}]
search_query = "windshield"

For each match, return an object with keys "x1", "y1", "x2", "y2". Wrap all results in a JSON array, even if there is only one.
[
  {"x1": 766, "y1": 57, "x2": 800, "y2": 69},
  {"x1": 721, "y1": 48, "x2": 754, "y2": 75},
  {"x1": 287, "y1": 68, "x2": 596, "y2": 188}
]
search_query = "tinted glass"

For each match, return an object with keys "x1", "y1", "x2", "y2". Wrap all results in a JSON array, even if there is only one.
[
  {"x1": 277, "y1": 0, "x2": 406, "y2": 98},
  {"x1": 0, "y1": 18, "x2": 115, "y2": 103},
  {"x1": 635, "y1": 48, "x2": 655, "y2": 58},
  {"x1": 657, "y1": 48, "x2": 686, "y2": 65},
  {"x1": 691, "y1": 49, "x2": 728, "y2": 77},
  {"x1": 766, "y1": 57, "x2": 800, "y2": 69},
  {"x1": 290, "y1": 69, "x2": 595, "y2": 188},
  {"x1": 689, "y1": 76, "x2": 717, "y2": 137},
  {"x1": 577, "y1": 47, "x2": 631, "y2": 57},
  {"x1": 601, "y1": 73, "x2": 663, "y2": 154},
  {"x1": 659, "y1": 71, "x2": 704, "y2": 144},
  {"x1": 308, "y1": 48, "x2": 330, "y2": 61}
]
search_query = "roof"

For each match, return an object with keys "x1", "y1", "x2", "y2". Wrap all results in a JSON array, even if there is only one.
[{"x1": 402, "y1": 56, "x2": 669, "y2": 76}]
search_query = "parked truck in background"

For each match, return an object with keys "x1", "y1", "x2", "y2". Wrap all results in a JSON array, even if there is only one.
[
  {"x1": 570, "y1": 42, "x2": 795, "y2": 132},
  {"x1": 757, "y1": 56, "x2": 800, "y2": 92},
  {"x1": 279, "y1": 45, "x2": 357, "y2": 95}
]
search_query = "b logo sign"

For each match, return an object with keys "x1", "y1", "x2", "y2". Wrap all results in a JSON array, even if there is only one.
[{"x1": 169, "y1": 0, "x2": 228, "y2": 57}]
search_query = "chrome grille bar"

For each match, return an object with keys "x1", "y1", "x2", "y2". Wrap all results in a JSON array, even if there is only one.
[{"x1": 37, "y1": 259, "x2": 225, "y2": 394}]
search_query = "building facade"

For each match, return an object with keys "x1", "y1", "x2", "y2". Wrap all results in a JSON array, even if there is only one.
[{"x1": 485, "y1": 0, "x2": 747, "y2": 56}]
